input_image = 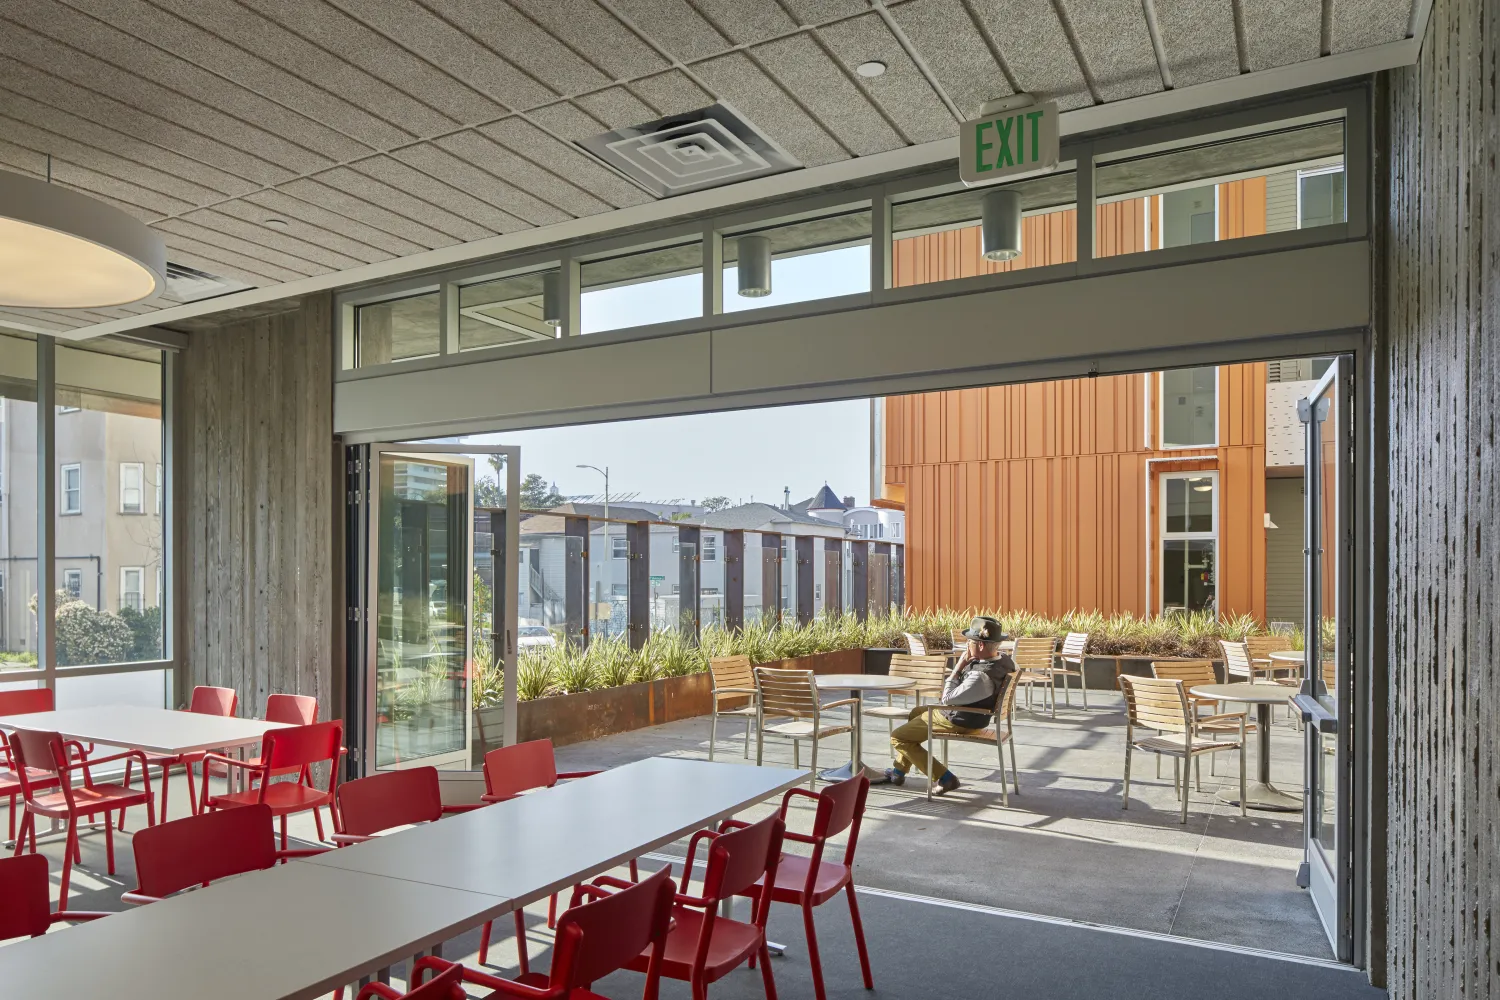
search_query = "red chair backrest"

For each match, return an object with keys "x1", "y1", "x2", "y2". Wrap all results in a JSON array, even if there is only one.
[
  {"x1": 554, "y1": 867, "x2": 675, "y2": 990},
  {"x1": 812, "y1": 773, "x2": 870, "y2": 853},
  {"x1": 7, "y1": 729, "x2": 67, "y2": 785},
  {"x1": 265, "y1": 693, "x2": 318, "y2": 726},
  {"x1": 0, "y1": 688, "x2": 54, "y2": 718},
  {"x1": 262, "y1": 720, "x2": 343, "y2": 772},
  {"x1": 188, "y1": 685, "x2": 237, "y2": 717},
  {"x1": 132, "y1": 804, "x2": 277, "y2": 899},
  {"x1": 0, "y1": 854, "x2": 51, "y2": 940},
  {"x1": 337, "y1": 766, "x2": 442, "y2": 837},
  {"x1": 482, "y1": 739, "x2": 558, "y2": 800},
  {"x1": 706, "y1": 813, "x2": 785, "y2": 902}
]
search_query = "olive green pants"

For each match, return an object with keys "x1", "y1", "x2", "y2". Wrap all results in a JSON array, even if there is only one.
[{"x1": 890, "y1": 706, "x2": 982, "y2": 779}]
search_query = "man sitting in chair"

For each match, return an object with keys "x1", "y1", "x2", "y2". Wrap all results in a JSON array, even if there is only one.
[{"x1": 883, "y1": 616, "x2": 1015, "y2": 795}]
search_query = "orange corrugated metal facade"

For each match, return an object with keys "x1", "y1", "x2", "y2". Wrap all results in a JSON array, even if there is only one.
[{"x1": 883, "y1": 181, "x2": 1273, "y2": 621}]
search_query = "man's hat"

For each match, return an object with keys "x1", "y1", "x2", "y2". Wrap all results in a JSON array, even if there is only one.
[{"x1": 961, "y1": 616, "x2": 1003, "y2": 643}]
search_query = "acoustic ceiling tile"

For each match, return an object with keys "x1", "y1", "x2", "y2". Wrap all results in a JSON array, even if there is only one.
[
  {"x1": 0, "y1": 24, "x2": 311, "y2": 183},
  {"x1": 153, "y1": 218, "x2": 331, "y2": 277},
  {"x1": 242, "y1": 189, "x2": 429, "y2": 257},
  {"x1": 60, "y1": 0, "x2": 414, "y2": 151},
  {"x1": 157, "y1": 232, "x2": 312, "y2": 285},
  {"x1": 690, "y1": 50, "x2": 849, "y2": 167},
  {"x1": 507, "y1": 0, "x2": 671, "y2": 82},
  {"x1": 627, "y1": 69, "x2": 715, "y2": 117},
  {"x1": 350, "y1": 156, "x2": 533, "y2": 236},
  {"x1": 435, "y1": 129, "x2": 610, "y2": 218},
  {"x1": 1151, "y1": 0, "x2": 1241, "y2": 88},
  {"x1": 389, "y1": 142, "x2": 574, "y2": 226},
  {"x1": 690, "y1": 0, "x2": 799, "y2": 45},
  {"x1": 749, "y1": 34, "x2": 905, "y2": 156},
  {"x1": 575, "y1": 87, "x2": 661, "y2": 130},
  {"x1": 608, "y1": 0, "x2": 732, "y2": 62},
  {"x1": 277, "y1": 177, "x2": 465, "y2": 250},
  {"x1": 313, "y1": 165, "x2": 499, "y2": 243},
  {"x1": 53, "y1": 163, "x2": 195, "y2": 219},
  {"x1": 246, "y1": 0, "x2": 507, "y2": 125},
  {"x1": 817, "y1": 13, "x2": 958, "y2": 144},
  {"x1": 964, "y1": 0, "x2": 1094, "y2": 109},
  {"x1": 1329, "y1": 0, "x2": 1413, "y2": 52},
  {"x1": 209, "y1": 200, "x2": 396, "y2": 265},
  {"x1": 477, "y1": 117, "x2": 652, "y2": 209},
  {"x1": 778, "y1": 0, "x2": 871, "y2": 25},
  {"x1": 178, "y1": 209, "x2": 374, "y2": 271},
  {"x1": 0, "y1": 309, "x2": 83, "y2": 334},
  {"x1": 414, "y1": 0, "x2": 613, "y2": 102},
  {"x1": 528, "y1": 101, "x2": 609, "y2": 142},
  {"x1": 13, "y1": 0, "x2": 372, "y2": 165},
  {"x1": 1056, "y1": 0, "x2": 1163, "y2": 102},
  {"x1": 1238, "y1": 0, "x2": 1321, "y2": 70},
  {"x1": 886, "y1": 0, "x2": 1012, "y2": 120},
  {"x1": 151, "y1": 0, "x2": 456, "y2": 139}
]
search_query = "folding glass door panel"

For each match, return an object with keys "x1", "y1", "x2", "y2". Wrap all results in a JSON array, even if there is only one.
[
  {"x1": 367, "y1": 444, "x2": 518, "y2": 772},
  {"x1": 1296, "y1": 357, "x2": 1352, "y2": 960}
]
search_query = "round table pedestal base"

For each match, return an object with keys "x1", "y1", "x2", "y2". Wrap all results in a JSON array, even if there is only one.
[
  {"x1": 1216, "y1": 782, "x2": 1303, "y2": 812},
  {"x1": 822, "y1": 761, "x2": 892, "y2": 782}
]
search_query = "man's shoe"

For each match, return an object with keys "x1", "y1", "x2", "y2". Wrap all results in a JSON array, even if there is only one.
[
  {"x1": 882, "y1": 768, "x2": 906, "y2": 786},
  {"x1": 935, "y1": 772, "x2": 962, "y2": 796}
]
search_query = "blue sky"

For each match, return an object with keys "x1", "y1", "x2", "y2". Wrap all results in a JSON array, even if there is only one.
[{"x1": 455, "y1": 246, "x2": 875, "y2": 507}]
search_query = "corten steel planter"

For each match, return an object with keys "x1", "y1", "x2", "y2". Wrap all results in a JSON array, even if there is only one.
[{"x1": 499, "y1": 647, "x2": 872, "y2": 749}]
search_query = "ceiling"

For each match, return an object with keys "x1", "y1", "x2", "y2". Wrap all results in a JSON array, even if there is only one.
[{"x1": 0, "y1": 0, "x2": 1422, "y2": 339}]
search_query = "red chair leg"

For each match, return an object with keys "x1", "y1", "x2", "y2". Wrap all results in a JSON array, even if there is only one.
[
  {"x1": 183, "y1": 762, "x2": 195, "y2": 817},
  {"x1": 118, "y1": 760, "x2": 134, "y2": 830},
  {"x1": 280, "y1": 814, "x2": 289, "y2": 851},
  {"x1": 802, "y1": 902, "x2": 826, "y2": 1000},
  {"x1": 58, "y1": 818, "x2": 78, "y2": 903},
  {"x1": 12, "y1": 811, "x2": 30, "y2": 856},
  {"x1": 515, "y1": 910, "x2": 529, "y2": 975},
  {"x1": 758, "y1": 941, "x2": 779, "y2": 1000},
  {"x1": 846, "y1": 883, "x2": 874, "y2": 990},
  {"x1": 478, "y1": 920, "x2": 492, "y2": 965},
  {"x1": 104, "y1": 812, "x2": 116, "y2": 874},
  {"x1": 6, "y1": 793, "x2": 14, "y2": 841},
  {"x1": 547, "y1": 892, "x2": 558, "y2": 928},
  {"x1": 313, "y1": 806, "x2": 325, "y2": 842},
  {"x1": 72, "y1": 827, "x2": 82, "y2": 866}
]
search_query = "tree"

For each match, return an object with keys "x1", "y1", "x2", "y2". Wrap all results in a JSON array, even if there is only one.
[
  {"x1": 473, "y1": 475, "x2": 504, "y2": 508},
  {"x1": 521, "y1": 473, "x2": 566, "y2": 510},
  {"x1": 46, "y1": 592, "x2": 134, "y2": 667},
  {"x1": 117, "y1": 605, "x2": 163, "y2": 661},
  {"x1": 700, "y1": 496, "x2": 732, "y2": 512}
]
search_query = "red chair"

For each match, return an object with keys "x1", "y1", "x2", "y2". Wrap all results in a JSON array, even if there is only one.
[
  {"x1": 333, "y1": 766, "x2": 480, "y2": 845},
  {"x1": 8, "y1": 729, "x2": 155, "y2": 902},
  {"x1": 354, "y1": 960, "x2": 466, "y2": 1000},
  {"x1": 123, "y1": 803, "x2": 324, "y2": 904},
  {"x1": 199, "y1": 720, "x2": 344, "y2": 848},
  {"x1": 119, "y1": 684, "x2": 237, "y2": 829},
  {"x1": 595, "y1": 813, "x2": 784, "y2": 1000},
  {"x1": 478, "y1": 739, "x2": 637, "y2": 965},
  {"x1": 727, "y1": 774, "x2": 874, "y2": 1000},
  {"x1": 0, "y1": 689, "x2": 61, "y2": 843},
  {"x1": 0, "y1": 854, "x2": 110, "y2": 941},
  {"x1": 364, "y1": 868, "x2": 676, "y2": 1000}
]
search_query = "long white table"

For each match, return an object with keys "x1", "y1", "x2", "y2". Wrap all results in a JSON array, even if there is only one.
[
  {"x1": 0, "y1": 861, "x2": 510, "y2": 1000},
  {"x1": 307, "y1": 757, "x2": 808, "y2": 907},
  {"x1": 0, "y1": 705, "x2": 291, "y2": 756}
]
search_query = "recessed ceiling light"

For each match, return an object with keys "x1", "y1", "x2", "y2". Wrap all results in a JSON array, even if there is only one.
[
  {"x1": 856, "y1": 61, "x2": 887, "y2": 78},
  {"x1": 265, "y1": 218, "x2": 289, "y2": 230}
]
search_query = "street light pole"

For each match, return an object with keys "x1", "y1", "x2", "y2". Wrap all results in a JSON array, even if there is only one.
[{"x1": 576, "y1": 464, "x2": 609, "y2": 521}]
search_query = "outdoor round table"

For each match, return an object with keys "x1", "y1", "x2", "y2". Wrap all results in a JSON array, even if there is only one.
[
  {"x1": 1266, "y1": 650, "x2": 1303, "y2": 681},
  {"x1": 1191, "y1": 682, "x2": 1302, "y2": 812},
  {"x1": 814, "y1": 674, "x2": 915, "y2": 782}
]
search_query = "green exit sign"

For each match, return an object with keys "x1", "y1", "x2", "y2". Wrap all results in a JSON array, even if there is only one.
[{"x1": 959, "y1": 100, "x2": 1060, "y2": 186}]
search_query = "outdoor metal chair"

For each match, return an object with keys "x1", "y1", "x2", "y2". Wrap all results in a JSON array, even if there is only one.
[
  {"x1": 1011, "y1": 636, "x2": 1060, "y2": 716},
  {"x1": 753, "y1": 667, "x2": 855, "y2": 789},
  {"x1": 922, "y1": 669, "x2": 1021, "y2": 804},
  {"x1": 1151, "y1": 660, "x2": 1256, "y2": 777},
  {"x1": 1055, "y1": 631, "x2": 1090, "y2": 709},
  {"x1": 864, "y1": 653, "x2": 948, "y2": 739},
  {"x1": 1120, "y1": 675, "x2": 1247, "y2": 823},
  {"x1": 1220, "y1": 638, "x2": 1279, "y2": 684},
  {"x1": 707, "y1": 654, "x2": 758, "y2": 761}
]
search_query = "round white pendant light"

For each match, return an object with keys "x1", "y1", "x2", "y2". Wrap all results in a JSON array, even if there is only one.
[{"x1": 0, "y1": 169, "x2": 166, "y2": 309}]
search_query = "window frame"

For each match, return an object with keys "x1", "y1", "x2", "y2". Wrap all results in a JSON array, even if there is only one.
[
  {"x1": 62, "y1": 568, "x2": 82, "y2": 600},
  {"x1": 1157, "y1": 367, "x2": 1221, "y2": 450},
  {"x1": 120, "y1": 461, "x2": 145, "y2": 514},
  {"x1": 1159, "y1": 471, "x2": 1219, "y2": 614},
  {"x1": 60, "y1": 462, "x2": 82, "y2": 516}
]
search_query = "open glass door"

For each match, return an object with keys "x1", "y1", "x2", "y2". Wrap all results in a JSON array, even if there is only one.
[
  {"x1": 366, "y1": 444, "x2": 519, "y2": 771},
  {"x1": 1295, "y1": 357, "x2": 1352, "y2": 959}
]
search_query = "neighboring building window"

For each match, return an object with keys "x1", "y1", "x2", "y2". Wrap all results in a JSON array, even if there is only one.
[
  {"x1": 610, "y1": 583, "x2": 627, "y2": 598},
  {"x1": 57, "y1": 405, "x2": 80, "y2": 414},
  {"x1": 63, "y1": 569, "x2": 81, "y2": 600},
  {"x1": 120, "y1": 567, "x2": 144, "y2": 612},
  {"x1": 1161, "y1": 474, "x2": 1217, "y2": 614},
  {"x1": 1298, "y1": 167, "x2": 1346, "y2": 229},
  {"x1": 61, "y1": 464, "x2": 82, "y2": 515},
  {"x1": 702, "y1": 535, "x2": 717, "y2": 562},
  {"x1": 702, "y1": 587, "x2": 720, "y2": 596},
  {"x1": 611, "y1": 536, "x2": 628, "y2": 559},
  {"x1": 1160, "y1": 367, "x2": 1217, "y2": 447},
  {"x1": 155, "y1": 464, "x2": 163, "y2": 514},
  {"x1": 120, "y1": 462, "x2": 145, "y2": 514}
]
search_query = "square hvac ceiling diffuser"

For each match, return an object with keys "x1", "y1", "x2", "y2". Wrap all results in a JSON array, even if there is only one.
[{"x1": 581, "y1": 103, "x2": 799, "y2": 198}]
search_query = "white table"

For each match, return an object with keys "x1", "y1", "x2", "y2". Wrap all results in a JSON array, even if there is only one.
[
  {"x1": 813, "y1": 674, "x2": 915, "y2": 782},
  {"x1": 1190, "y1": 682, "x2": 1301, "y2": 812},
  {"x1": 0, "y1": 705, "x2": 290, "y2": 756},
  {"x1": 0, "y1": 860, "x2": 510, "y2": 1000},
  {"x1": 307, "y1": 757, "x2": 808, "y2": 907}
]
